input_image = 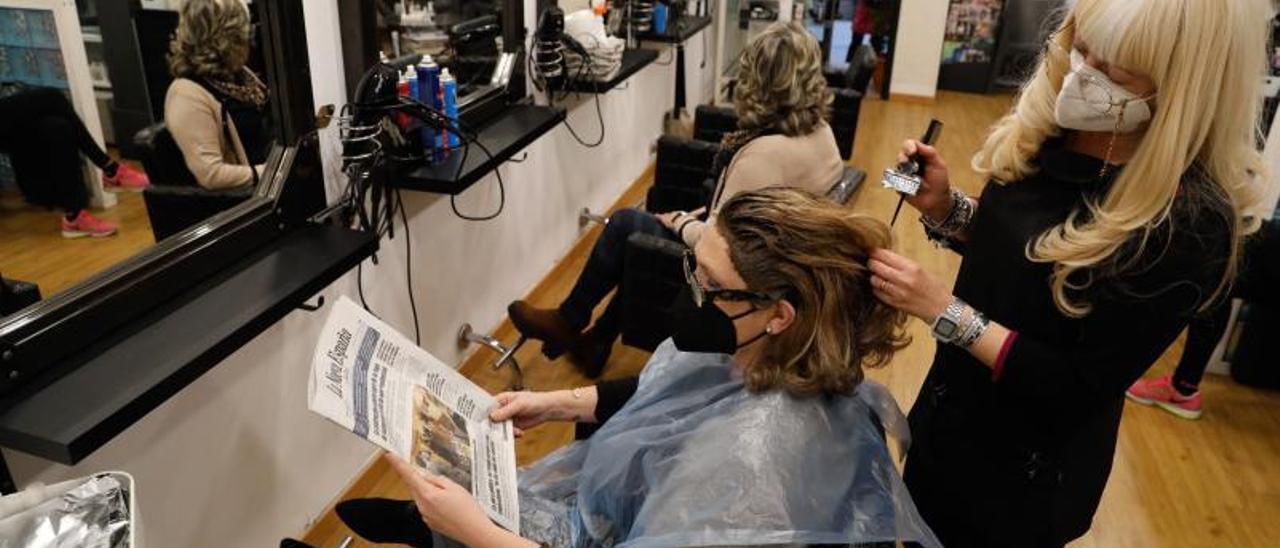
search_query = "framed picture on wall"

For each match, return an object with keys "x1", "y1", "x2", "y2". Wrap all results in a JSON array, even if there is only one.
[{"x1": 938, "y1": 0, "x2": 1004, "y2": 93}]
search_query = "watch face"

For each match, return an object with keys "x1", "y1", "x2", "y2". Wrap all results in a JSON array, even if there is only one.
[{"x1": 935, "y1": 318, "x2": 959, "y2": 339}]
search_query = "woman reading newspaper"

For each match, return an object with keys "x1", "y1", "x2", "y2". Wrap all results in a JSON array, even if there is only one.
[{"x1": 340, "y1": 188, "x2": 940, "y2": 547}]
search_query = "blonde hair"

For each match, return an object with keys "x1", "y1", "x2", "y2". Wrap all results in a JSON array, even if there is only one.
[
  {"x1": 732, "y1": 22, "x2": 832, "y2": 140},
  {"x1": 971, "y1": 0, "x2": 1270, "y2": 316},
  {"x1": 716, "y1": 188, "x2": 909, "y2": 398},
  {"x1": 168, "y1": 0, "x2": 251, "y2": 80}
]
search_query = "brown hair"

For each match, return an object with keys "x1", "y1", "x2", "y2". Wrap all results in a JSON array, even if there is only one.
[
  {"x1": 168, "y1": 0, "x2": 251, "y2": 80},
  {"x1": 716, "y1": 188, "x2": 909, "y2": 398},
  {"x1": 730, "y1": 22, "x2": 832, "y2": 144}
]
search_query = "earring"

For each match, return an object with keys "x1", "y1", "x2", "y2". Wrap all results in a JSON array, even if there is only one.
[{"x1": 765, "y1": 326, "x2": 774, "y2": 335}]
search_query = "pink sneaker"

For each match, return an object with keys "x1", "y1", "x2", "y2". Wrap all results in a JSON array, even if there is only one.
[
  {"x1": 1126, "y1": 375, "x2": 1202, "y2": 420},
  {"x1": 102, "y1": 164, "x2": 150, "y2": 192},
  {"x1": 60, "y1": 210, "x2": 118, "y2": 238}
]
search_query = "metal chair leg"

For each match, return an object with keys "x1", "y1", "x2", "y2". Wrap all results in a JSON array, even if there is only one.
[
  {"x1": 458, "y1": 324, "x2": 526, "y2": 391},
  {"x1": 579, "y1": 207, "x2": 610, "y2": 228}
]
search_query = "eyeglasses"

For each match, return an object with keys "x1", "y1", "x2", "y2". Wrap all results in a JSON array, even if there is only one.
[
  {"x1": 682, "y1": 251, "x2": 783, "y2": 308},
  {"x1": 1043, "y1": 40, "x2": 1156, "y2": 116}
]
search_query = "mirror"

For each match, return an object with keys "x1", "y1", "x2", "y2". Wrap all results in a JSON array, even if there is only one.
[
  {"x1": 0, "y1": 0, "x2": 282, "y2": 315},
  {"x1": 378, "y1": 1, "x2": 505, "y2": 95},
  {"x1": 352, "y1": 0, "x2": 523, "y2": 124}
]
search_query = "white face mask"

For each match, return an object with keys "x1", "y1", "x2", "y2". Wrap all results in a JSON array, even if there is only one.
[{"x1": 1054, "y1": 49, "x2": 1153, "y2": 133}]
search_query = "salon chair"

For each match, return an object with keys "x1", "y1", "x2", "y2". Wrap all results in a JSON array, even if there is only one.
[
  {"x1": 0, "y1": 275, "x2": 41, "y2": 317},
  {"x1": 134, "y1": 122, "x2": 254, "y2": 241}
]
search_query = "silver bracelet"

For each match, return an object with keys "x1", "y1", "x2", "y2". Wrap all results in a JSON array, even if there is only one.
[
  {"x1": 955, "y1": 307, "x2": 990, "y2": 349},
  {"x1": 921, "y1": 188, "x2": 975, "y2": 242}
]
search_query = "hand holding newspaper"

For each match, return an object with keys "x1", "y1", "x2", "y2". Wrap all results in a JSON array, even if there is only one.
[{"x1": 308, "y1": 296, "x2": 520, "y2": 534}]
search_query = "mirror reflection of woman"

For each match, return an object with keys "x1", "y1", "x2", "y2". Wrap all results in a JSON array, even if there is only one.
[
  {"x1": 0, "y1": 87, "x2": 150, "y2": 237},
  {"x1": 165, "y1": 0, "x2": 268, "y2": 190},
  {"x1": 338, "y1": 189, "x2": 940, "y2": 547},
  {"x1": 867, "y1": 0, "x2": 1273, "y2": 545}
]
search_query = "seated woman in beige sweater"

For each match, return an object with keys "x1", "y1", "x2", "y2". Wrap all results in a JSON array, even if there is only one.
[
  {"x1": 508, "y1": 22, "x2": 844, "y2": 376},
  {"x1": 164, "y1": 0, "x2": 268, "y2": 190}
]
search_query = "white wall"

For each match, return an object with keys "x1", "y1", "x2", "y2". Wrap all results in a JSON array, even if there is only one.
[
  {"x1": 1, "y1": 0, "x2": 704, "y2": 545},
  {"x1": 889, "y1": 0, "x2": 950, "y2": 98}
]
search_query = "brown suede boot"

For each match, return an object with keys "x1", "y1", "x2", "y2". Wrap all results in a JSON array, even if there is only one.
[{"x1": 508, "y1": 300, "x2": 584, "y2": 359}]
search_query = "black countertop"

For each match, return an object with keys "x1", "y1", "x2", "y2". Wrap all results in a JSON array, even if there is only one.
[
  {"x1": 552, "y1": 49, "x2": 660, "y2": 94},
  {"x1": 0, "y1": 224, "x2": 378, "y2": 465},
  {"x1": 638, "y1": 15, "x2": 713, "y2": 44}
]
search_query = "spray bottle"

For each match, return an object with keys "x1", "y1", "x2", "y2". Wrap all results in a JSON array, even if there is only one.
[
  {"x1": 416, "y1": 56, "x2": 440, "y2": 155},
  {"x1": 395, "y1": 70, "x2": 411, "y2": 130},
  {"x1": 416, "y1": 55, "x2": 440, "y2": 109},
  {"x1": 405, "y1": 67, "x2": 419, "y2": 105},
  {"x1": 439, "y1": 68, "x2": 459, "y2": 150}
]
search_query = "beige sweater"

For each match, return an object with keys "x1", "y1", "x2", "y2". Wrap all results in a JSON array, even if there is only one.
[
  {"x1": 680, "y1": 123, "x2": 845, "y2": 247},
  {"x1": 164, "y1": 78, "x2": 260, "y2": 189}
]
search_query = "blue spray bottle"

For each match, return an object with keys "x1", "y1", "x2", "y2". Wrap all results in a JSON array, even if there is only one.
[
  {"x1": 439, "y1": 68, "x2": 459, "y2": 149},
  {"x1": 405, "y1": 67, "x2": 419, "y2": 105},
  {"x1": 416, "y1": 55, "x2": 440, "y2": 155}
]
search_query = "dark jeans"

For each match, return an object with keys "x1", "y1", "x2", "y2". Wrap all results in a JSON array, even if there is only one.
[
  {"x1": 1173, "y1": 219, "x2": 1279, "y2": 390},
  {"x1": 558, "y1": 208, "x2": 679, "y2": 334},
  {"x1": 0, "y1": 87, "x2": 112, "y2": 211}
]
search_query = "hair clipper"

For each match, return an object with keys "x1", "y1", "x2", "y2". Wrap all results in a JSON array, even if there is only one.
[
  {"x1": 885, "y1": 119, "x2": 943, "y2": 226},
  {"x1": 882, "y1": 119, "x2": 943, "y2": 196}
]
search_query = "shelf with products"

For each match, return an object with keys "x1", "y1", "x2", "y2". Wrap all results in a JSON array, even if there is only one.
[{"x1": 390, "y1": 103, "x2": 564, "y2": 195}]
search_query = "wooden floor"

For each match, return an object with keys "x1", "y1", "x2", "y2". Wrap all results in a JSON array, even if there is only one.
[
  {"x1": 0, "y1": 183, "x2": 155, "y2": 299},
  {"x1": 302, "y1": 92, "x2": 1280, "y2": 548}
]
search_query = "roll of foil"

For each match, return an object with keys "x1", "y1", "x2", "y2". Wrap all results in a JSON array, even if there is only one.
[{"x1": 0, "y1": 474, "x2": 132, "y2": 548}]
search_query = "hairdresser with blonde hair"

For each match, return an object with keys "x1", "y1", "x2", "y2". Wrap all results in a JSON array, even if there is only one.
[{"x1": 867, "y1": 0, "x2": 1272, "y2": 545}]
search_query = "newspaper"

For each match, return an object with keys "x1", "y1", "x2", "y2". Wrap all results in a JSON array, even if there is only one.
[{"x1": 308, "y1": 295, "x2": 520, "y2": 534}]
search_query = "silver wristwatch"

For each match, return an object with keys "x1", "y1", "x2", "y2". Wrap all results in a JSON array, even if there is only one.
[{"x1": 930, "y1": 299, "x2": 969, "y2": 345}]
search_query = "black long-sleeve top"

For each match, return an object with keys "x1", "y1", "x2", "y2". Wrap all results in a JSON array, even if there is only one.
[
  {"x1": 904, "y1": 141, "x2": 1234, "y2": 546},
  {"x1": 574, "y1": 376, "x2": 639, "y2": 439}
]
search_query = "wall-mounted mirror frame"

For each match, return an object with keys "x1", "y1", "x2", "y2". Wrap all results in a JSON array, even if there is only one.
[{"x1": 0, "y1": 0, "x2": 321, "y2": 397}]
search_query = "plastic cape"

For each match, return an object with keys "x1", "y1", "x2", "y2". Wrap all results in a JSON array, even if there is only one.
[{"x1": 513, "y1": 340, "x2": 941, "y2": 548}]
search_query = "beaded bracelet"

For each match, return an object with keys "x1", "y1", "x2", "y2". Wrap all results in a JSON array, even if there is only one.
[
  {"x1": 956, "y1": 307, "x2": 990, "y2": 349},
  {"x1": 921, "y1": 188, "x2": 975, "y2": 243}
]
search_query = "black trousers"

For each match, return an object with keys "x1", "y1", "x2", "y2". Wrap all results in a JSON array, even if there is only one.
[
  {"x1": 1172, "y1": 219, "x2": 1280, "y2": 389},
  {"x1": 0, "y1": 87, "x2": 111, "y2": 211},
  {"x1": 558, "y1": 208, "x2": 679, "y2": 335}
]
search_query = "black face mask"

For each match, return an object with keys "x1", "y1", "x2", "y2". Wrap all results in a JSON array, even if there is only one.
[{"x1": 669, "y1": 286, "x2": 769, "y2": 354}]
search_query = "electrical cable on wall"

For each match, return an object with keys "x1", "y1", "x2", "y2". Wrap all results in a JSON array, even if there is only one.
[{"x1": 395, "y1": 189, "x2": 421, "y2": 346}]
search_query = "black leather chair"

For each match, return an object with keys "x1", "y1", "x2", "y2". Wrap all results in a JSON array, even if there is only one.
[
  {"x1": 0, "y1": 275, "x2": 41, "y2": 317},
  {"x1": 134, "y1": 122, "x2": 253, "y2": 241}
]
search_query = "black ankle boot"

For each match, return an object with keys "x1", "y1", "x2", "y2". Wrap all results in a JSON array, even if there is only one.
[
  {"x1": 335, "y1": 498, "x2": 433, "y2": 548},
  {"x1": 569, "y1": 330, "x2": 613, "y2": 379}
]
